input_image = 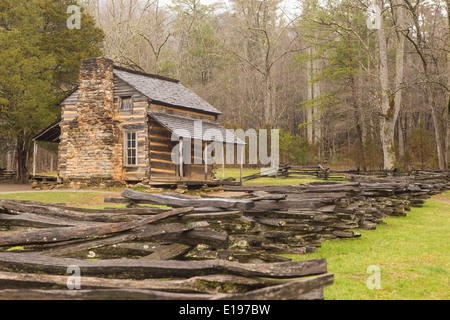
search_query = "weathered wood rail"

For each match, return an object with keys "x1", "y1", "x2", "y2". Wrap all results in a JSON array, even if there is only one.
[
  {"x1": 0, "y1": 169, "x2": 15, "y2": 181},
  {"x1": 0, "y1": 198, "x2": 334, "y2": 300},
  {"x1": 0, "y1": 170, "x2": 447, "y2": 300},
  {"x1": 104, "y1": 170, "x2": 449, "y2": 258},
  {"x1": 242, "y1": 164, "x2": 332, "y2": 181},
  {"x1": 265, "y1": 164, "x2": 450, "y2": 183}
]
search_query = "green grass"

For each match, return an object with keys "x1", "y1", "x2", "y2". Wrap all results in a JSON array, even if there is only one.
[
  {"x1": 223, "y1": 167, "x2": 326, "y2": 185},
  {"x1": 0, "y1": 191, "x2": 170, "y2": 210},
  {"x1": 0, "y1": 192, "x2": 124, "y2": 209},
  {"x1": 283, "y1": 191, "x2": 450, "y2": 300},
  {"x1": 1, "y1": 176, "x2": 448, "y2": 300},
  {"x1": 0, "y1": 192, "x2": 111, "y2": 207}
]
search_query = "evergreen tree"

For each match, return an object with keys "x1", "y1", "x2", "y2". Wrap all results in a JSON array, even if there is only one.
[{"x1": 0, "y1": 0, "x2": 104, "y2": 183}]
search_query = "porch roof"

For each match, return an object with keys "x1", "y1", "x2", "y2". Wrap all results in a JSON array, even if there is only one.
[
  {"x1": 148, "y1": 112, "x2": 245, "y2": 145},
  {"x1": 32, "y1": 120, "x2": 61, "y2": 143}
]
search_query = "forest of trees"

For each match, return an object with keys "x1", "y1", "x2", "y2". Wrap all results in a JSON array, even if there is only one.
[
  {"x1": 1, "y1": 0, "x2": 449, "y2": 182},
  {"x1": 82, "y1": 0, "x2": 450, "y2": 170}
]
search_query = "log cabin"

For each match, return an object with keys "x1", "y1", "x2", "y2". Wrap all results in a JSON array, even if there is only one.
[{"x1": 33, "y1": 58, "x2": 245, "y2": 186}]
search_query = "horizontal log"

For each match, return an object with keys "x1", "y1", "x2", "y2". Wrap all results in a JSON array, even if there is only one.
[
  {"x1": 0, "y1": 199, "x2": 145, "y2": 223},
  {"x1": 285, "y1": 193, "x2": 347, "y2": 200},
  {"x1": 154, "y1": 229, "x2": 229, "y2": 249},
  {"x1": 0, "y1": 213, "x2": 101, "y2": 229},
  {"x1": 43, "y1": 221, "x2": 209, "y2": 257},
  {"x1": 304, "y1": 183, "x2": 360, "y2": 193},
  {"x1": 0, "y1": 207, "x2": 194, "y2": 246},
  {"x1": 150, "y1": 161, "x2": 177, "y2": 171},
  {"x1": 222, "y1": 185, "x2": 307, "y2": 194},
  {"x1": 251, "y1": 193, "x2": 287, "y2": 201},
  {"x1": 0, "y1": 252, "x2": 328, "y2": 279},
  {"x1": 252, "y1": 200, "x2": 330, "y2": 211},
  {"x1": 121, "y1": 189, "x2": 254, "y2": 210},
  {"x1": 256, "y1": 218, "x2": 311, "y2": 230},
  {"x1": 0, "y1": 273, "x2": 333, "y2": 300},
  {"x1": 0, "y1": 288, "x2": 212, "y2": 300},
  {"x1": 150, "y1": 143, "x2": 175, "y2": 153},
  {"x1": 0, "y1": 271, "x2": 287, "y2": 294},
  {"x1": 182, "y1": 211, "x2": 242, "y2": 222},
  {"x1": 141, "y1": 243, "x2": 192, "y2": 260},
  {"x1": 215, "y1": 273, "x2": 334, "y2": 300}
]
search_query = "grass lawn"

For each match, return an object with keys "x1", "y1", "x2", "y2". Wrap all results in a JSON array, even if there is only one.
[
  {"x1": 283, "y1": 191, "x2": 450, "y2": 300},
  {"x1": 0, "y1": 175, "x2": 447, "y2": 300},
  {"x1": 223, "y1": 167, "x2": 327, "y2": 185},
  {"x1": 0, "y1": 190, "x2": 171, "y2": 210},
  {"x1": 0, "y1": 192, "x2": 121, "y2": 209}
]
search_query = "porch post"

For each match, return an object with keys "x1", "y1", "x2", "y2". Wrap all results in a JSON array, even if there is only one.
[
  {"x1": 221, "y1": 143, "x2": 225, "y2": 181},
  {"x1": 33, "y1": 140, "x2": 37, "y2": 178},
  {"x1": 6, "y1": 151, "x2": 11, "y2": 172},
  {"x1": 204, "y1": 144, "x2": 208, "y2": 181},
  {"x1": 240, "y1": 144, "x2": 244, "y2": 185},
  {"x1": 179, "y1": 137, "x2": 183, "y2": 181}
]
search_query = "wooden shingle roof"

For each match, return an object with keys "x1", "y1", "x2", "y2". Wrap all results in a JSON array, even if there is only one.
[
  {"x1": 148, "y1": 112, "x2": 245, "y2": 145},
  {"x1": 114, "y1": 67, "x2": 222, "y2": 116}
]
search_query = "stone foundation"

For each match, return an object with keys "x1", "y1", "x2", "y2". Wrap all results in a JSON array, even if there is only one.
[{"x1": 64, "y1": 178, "x2": 125, "y2": 189}]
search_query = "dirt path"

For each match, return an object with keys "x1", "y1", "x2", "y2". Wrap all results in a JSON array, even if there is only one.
[
  {"x1": 0, "y1": 183, "x2": 33, "y2": 193},
  {"x1": 432, "y1": 192, "x2": 450, "y2": 205}
]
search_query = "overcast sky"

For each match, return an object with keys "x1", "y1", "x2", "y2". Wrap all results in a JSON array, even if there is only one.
[{"x1": 156, "y1": 0, "x2": 302, "y2": 14}]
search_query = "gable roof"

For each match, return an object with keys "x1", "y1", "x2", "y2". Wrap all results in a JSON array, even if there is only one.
[
  {"x1": 113, "y1": 67, "x2": 222, "y2": 116},
  {"x1": 148, "y1": 112, "x2": 245, "y2": 145}
]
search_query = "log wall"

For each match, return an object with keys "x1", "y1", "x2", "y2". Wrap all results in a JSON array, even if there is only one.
[
  {"x1": 148, "y1": 118, "x2": 213, "y2": 182},
  {"x1": 57, "y1": 59, "x2": 221, "y2": 184}
]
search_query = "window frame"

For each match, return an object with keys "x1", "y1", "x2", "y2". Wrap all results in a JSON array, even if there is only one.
[
  {"x1": 118, "y1": 96, "x2": 134, "y2": 111},
  {"x1": 124, "y1": 131, "x2": 138, "y2": 167}
]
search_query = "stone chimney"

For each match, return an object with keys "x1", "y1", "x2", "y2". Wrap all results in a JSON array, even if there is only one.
[{"x1": 63, "y1": 57, "x2": 121, "y2": 182}]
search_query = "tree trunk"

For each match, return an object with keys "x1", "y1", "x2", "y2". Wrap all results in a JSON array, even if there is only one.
[
  {"x1": 349, "y1": 67, "x2": 366, "y2": 170},
  {"x1": 15, "y1": 141, "x2": 30, "y2": 184},
  {"x1": 446, "y1": 0, "x2": 450, "y2": 169},
  {"x1": 446, "y1": 109, "x2": 450, "y2": 169},
  {"x1": 377, "y1": 0, "x2": 395, "y2": 169},
  {"x1": 380, "y1": 117, "x2": 396, "y2": 169},
  {"x1": 264, "y1": 72, "x2": 273, "y2": 126},
  {"x1": 393, "y1": 0, "x2": 405, "y2": 165},
  {"x1": 313, "y1": 57, "x2": 322, "y2": 159},
  {"x1": 398, "y1": 114, "x2": 405, "y2": 159},
  {"x1": 376, "y1": 0, "x2": 405, "y2": 170},
  {"x1": 306, "y1": 47, "x2": 314, "y2": 145},
  {"x1": 401, "y1": 0, "x2": 446, "y2": 169},
  {"x1": 305, "y1": 105, "x2": 313, "y2": 145},
  {"x1": 428, "y1": 97, "x2": 446, "y2": 169}
]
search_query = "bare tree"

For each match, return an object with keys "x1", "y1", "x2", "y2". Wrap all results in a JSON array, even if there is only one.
[
  {"x1": 401, "y1": 0, "x2": 448, "y2": 169},
  {"x1": 376, "y1": 0, "x2": 405, "y2": 169},
  {"x1": 226, "y1": 0, "x2": 303, "y2": 127}
]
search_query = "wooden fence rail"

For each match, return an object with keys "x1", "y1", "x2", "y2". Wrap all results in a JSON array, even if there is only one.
[
  {"x1": 0, "y1": 170, "x2": 447, "y2": 300},
  {"x1": 248, "y1": 164, "x2": 450, "y2": 182},
  {"x1": 0, "y1": 198, "x2": 334, "y2": 300},
  {"x1": 0, "y1": 169, "x2": 15, "y2": 181}
]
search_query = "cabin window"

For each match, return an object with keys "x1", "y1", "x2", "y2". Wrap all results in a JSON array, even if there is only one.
[
  {"x1": 124, "y1": 132, "x2": 138, "y2": 166},
  {"x1": 119, "y1": 96, "x2": 133, "y2": 111}
]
